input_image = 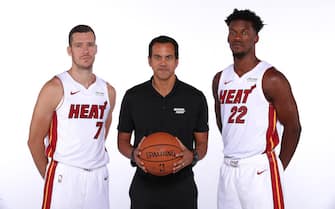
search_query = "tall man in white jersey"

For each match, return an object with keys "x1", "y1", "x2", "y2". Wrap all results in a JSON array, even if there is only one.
[
  {"x1": 212, "y1": 9, "x2": 301, "y2": 209},
  {"x1": 28, "y1": 25, "x2": 116, "y2": 209}
]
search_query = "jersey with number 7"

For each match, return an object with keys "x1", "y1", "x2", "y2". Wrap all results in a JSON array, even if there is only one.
[{"x1": 46, "y1": 71, "x2": 110, "y2": 169}]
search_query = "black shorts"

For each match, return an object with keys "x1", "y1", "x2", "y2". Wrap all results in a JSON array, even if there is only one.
[{"x1": 129, "y1": 171, "x2": 198, "y2": 209}]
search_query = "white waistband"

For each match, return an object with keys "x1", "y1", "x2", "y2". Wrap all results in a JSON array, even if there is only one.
[
  {"x1": 224, "y1": 152, "x2": 272, "y2": 167},
  {"x1": 55, "y1": 160, "x2": 106, "y2": 172}
]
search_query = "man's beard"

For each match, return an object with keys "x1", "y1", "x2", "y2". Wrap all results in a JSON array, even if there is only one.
[
  {"x1": 73, "y1": 57, "x2": 94, "y2": 70},
  {"x1": 232, "y1": 51, "x2": 247, "y2": 59}
]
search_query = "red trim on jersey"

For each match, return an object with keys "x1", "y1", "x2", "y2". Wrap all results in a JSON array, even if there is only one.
[
  {"x1": 46, "y1": 112, "x2": 58, "y2": 157},
  {"x1": 42, "y1": 160, "x2": 58, "y2": 209},
  {"x1": 267, "y1": 151, "x2": 284, "y2": 209},
  {"x1": 265, "y1": 105, "x2": 279, "y2": 152}
]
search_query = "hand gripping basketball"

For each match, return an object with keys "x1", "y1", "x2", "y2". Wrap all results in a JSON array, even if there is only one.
[{"x1": 138, "y1": 132, "x2": 183, "y2": 176}]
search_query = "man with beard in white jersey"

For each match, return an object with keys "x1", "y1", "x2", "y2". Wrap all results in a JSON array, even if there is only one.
[
  {"x1": 28, "y1": 25, "x2": 116, "y2": 209},
  {"x1": 212, "y1": 9, "x2": 301, "y2": 209}
]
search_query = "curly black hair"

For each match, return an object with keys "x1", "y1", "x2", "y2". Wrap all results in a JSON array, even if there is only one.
[{"x1": 225, "y1": 9, "x2": 264, "y2": 33}]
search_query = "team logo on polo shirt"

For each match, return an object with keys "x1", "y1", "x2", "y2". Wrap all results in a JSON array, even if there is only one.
[{"x1": 173, "y1": 108, "x2": 185, "y2": 114}]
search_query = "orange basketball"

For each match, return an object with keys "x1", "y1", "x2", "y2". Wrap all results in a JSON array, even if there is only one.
[{"x1": 138, "y1": 132, "x2": 183, "y2": 176}]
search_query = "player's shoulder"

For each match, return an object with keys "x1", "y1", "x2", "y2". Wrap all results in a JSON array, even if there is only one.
[
  {"x1": 106, "y1": 82, "x2": 116, "y2": 103},
  {"x1": 212, "y1": 64, "x2": 233, "y2": 85},
  {"x1": 37, "y1": 75, "x2": 63, "y2": 103},
  {"x1": 214, "y1": 64, "x2": 235, "y2": 83},
  {"x1": 262, "y1": 64, "x2": 291, "y2": 97},
  {"x1": 43, "y1": 75, "x2": 63, "y2": 91},
  {"x1": 95, "y1": 74, "x2": 115, "y2": 92},
  {"x1": 213, "y1": 70, "x2": 223, "y2": 84},
  {"x1": 92, "y1": 74, "x2": 116, "y2": 103},
  {"x1": 263, "y1": 65, "x2": 288, "y2": 83},
  {"x1": 93, "y1": 73, "x2": 108, "y2": 85},
  {"x1": 106, "y1": 82, "x2": 116, "y2": 94},
  {"x1": 221, "y1": 64, "x2": 234, "y2": 74},
  {"x1": 91, "y1": 73, "x2": 115, "y2": 92}
]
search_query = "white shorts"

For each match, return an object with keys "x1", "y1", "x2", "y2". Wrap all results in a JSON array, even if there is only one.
[
  {"x1": 42, "y1": 161, "x2": 110, "y2": 209},
  {"x1": 217, "y1": 152, "x2": 285, "y2": 209}
]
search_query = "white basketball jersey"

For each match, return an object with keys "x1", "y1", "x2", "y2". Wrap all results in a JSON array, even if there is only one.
[
  {"x1": 45, "y1": 71, "x2": 110, "y2": 169},
  {"x1": 218, "y1": 61, "x2": 282, "y2": 159}
]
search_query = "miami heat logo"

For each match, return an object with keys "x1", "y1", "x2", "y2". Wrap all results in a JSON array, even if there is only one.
[
  {"x1": 68, "y1": 101, "x2": 108, "y2": 139},
  {"x1": 68, "y1": 101, "x2": 107, "y2": 119},
  {"x1": 220, "y1": 85, "x2": 256, "y2": 124}
]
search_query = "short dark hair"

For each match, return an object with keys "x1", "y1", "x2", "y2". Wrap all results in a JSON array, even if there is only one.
[
  {"x1": 68, "y1": 25, "x2": 96, "y2": 46},
  {"x1": 225, "y1": 9, "x2": 264, "y2": 33},
  {"x1": 148, "y1": 35, "x2": 179, "y2": 59}
]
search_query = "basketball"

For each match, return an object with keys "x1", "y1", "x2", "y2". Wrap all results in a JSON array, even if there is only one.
[{"x1": 138, "y1": 132, "x2": 183, "y2": 176}]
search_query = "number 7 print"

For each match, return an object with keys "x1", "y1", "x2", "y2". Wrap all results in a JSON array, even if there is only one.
[{"x1": 94, "y1": 121, "x2": 104, "y2": 139}]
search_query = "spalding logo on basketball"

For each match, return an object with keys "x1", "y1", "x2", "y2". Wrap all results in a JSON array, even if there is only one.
[{"x1": 138, "y1": 132, "x2": 183, "y2": 176}]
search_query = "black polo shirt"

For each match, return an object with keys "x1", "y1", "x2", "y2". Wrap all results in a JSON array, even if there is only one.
[{"x1": 117, "y1": 77, "x2": 209, "y2": 179}]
